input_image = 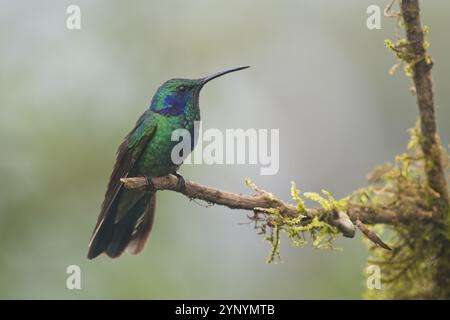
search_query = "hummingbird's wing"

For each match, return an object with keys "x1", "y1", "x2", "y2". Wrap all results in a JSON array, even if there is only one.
[{"x1": 87, "y1": 110, "x2": 158, "y2": 259}]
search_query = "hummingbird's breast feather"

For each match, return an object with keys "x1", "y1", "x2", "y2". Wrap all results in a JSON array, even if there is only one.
[{"x1": 135, "y1": 114, "x2": 191, "y2": 177}]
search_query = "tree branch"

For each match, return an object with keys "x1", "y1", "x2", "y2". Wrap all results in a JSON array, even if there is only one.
[
  {"x1": 120, "y1": 175, "x2": 431, "y2": 235},
  {"x1": 401, "y1": 0, "x2": 450, "y2": 219},
  {"x1": 399, "y1": 0, "x2": 450, "y2": 298}
]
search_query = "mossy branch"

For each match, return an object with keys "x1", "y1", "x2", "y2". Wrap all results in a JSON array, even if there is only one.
[
  {"x1": 400, "y1": 0, "x2": 450, "y2": 219},
  {"x1": 120, "y1": 175, "x2": 431, "y2": 225},
  {"x1": 364, "y1": 0, "x2": 450, "y2": 299},
  {"x1": 120, "y1": 173, "x2": 429, "y2": 260}
]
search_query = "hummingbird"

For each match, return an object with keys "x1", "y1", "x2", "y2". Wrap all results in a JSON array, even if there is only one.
[{"x1": 87, "y1": 66, "x2": 249, "y2": 259}]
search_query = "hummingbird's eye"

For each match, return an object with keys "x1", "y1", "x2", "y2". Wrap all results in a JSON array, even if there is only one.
[{"x1": 178, "y1": 86, "x2": 186, "y2": 92}]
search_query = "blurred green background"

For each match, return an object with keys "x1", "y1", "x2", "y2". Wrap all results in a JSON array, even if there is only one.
[{"x1": 0, "y1": 0, "x2": 449, "y2": 299}]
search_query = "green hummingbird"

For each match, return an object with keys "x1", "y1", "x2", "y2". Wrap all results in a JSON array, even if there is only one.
[{"x1": 87, "y1": 66, "x2": 249, "y2": 259}]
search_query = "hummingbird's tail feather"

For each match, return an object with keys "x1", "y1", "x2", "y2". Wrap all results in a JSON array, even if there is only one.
[
  {"x1": 105, "y1": 190, "x2": 156, "y2": 258},
  {"x1": 87, "y1": 189, "x2": 156, "y2": 259},
  {"x1": 87, "y1": 194, "x2": 119, "y2": 259},
  {"x1": 126, "y1": 193, "x2": 156, "y2": 255}
]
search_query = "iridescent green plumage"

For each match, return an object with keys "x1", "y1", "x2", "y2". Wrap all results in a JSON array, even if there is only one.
[{"x1": 88, "y1": 67, "x2": 249, "y2": 259}]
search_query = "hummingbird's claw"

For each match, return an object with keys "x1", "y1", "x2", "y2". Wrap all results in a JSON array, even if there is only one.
[
  {"x1": 173, "y1": 172, "x2": 186, "y2": 192},
  {"x1": 144, "y1": 176, "x2": 156, "y2": 192}
]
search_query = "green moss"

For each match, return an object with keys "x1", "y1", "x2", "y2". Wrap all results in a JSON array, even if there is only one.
[
  {"x1": 249, "y1": 182, "x2": 341, "y2": 264},
  {"x1": 385, "y1": 38, "x2": 416, "y2": 77},
  {"x1": 359, "y1": 123, "x2": 450, "y2": 299},
  {"x1": 385, "y1": 25, "x2": 431, "y2": 77}
]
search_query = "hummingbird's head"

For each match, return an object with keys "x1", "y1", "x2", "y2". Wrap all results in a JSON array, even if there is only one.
[{"x1": 150, "y1": 66, "x2": 249, "y2": 116}]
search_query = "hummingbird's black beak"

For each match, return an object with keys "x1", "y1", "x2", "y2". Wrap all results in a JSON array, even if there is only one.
[{"x1": 200, "y1": 66, "x2": 250, "y2": 85}]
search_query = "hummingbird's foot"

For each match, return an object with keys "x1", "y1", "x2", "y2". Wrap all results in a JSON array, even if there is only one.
[
  {"x1": 173, "y1": 172, "x2": 186, "y2": 192},
  {"x1": 144, "y1": 176, "x2": 156, "y2": 192}
]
